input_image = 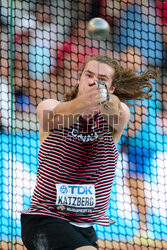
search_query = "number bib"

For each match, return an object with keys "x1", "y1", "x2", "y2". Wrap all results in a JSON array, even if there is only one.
[{"x1": 55, "y1": 184, "x2": 96, "y2": 214}]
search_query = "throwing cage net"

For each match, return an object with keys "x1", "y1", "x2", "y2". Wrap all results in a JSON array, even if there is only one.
[{"x1": 0, "y1": 0, "x2": 167, "y2": 249}]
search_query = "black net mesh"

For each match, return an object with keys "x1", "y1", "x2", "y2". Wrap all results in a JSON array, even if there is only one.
[{"x1": 0, "y1": 0, "x2": 167, "y2": 249}]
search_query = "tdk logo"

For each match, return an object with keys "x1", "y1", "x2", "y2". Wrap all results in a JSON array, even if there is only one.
[
  {"x1": 60, "y1": 185, "x2": 93, "y2": 195},
  {"x1": 69, "y1": 185, "x2": 92, "y2": 195}
]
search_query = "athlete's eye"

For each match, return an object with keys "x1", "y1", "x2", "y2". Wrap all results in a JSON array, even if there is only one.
[
  {"x1": 98, "y1": 77, "x2": 107, "y2": 82},
  {"x1": 86, "y1": 74, "x2": 92, "y2": 78}
]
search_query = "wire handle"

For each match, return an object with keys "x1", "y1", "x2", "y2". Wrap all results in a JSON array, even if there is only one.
[{"x1": 95, "y1": 81, "x2": 110, "y2": 105}]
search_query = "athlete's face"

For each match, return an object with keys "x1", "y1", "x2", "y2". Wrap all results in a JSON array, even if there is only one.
[{"x1": 78, "y1": 60, "x2": 115, "y2": 94}]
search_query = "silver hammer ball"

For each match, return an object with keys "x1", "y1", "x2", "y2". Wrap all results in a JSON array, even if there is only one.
[{"x1": 87, "y1": 17, "x2": 110, "y2": 40}]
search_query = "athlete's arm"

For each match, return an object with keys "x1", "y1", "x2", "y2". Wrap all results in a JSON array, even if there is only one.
[
  {"x1": 111, "y1": 104, "x2": 130, "y2": 145},
  {"x1": 36, "y1": 85, "x2": 102, "y2": 132},
  {"x1": 100, "y1": 94, "x2": 130, "y2": 145},
  {"x1": 36, "y1": 98, "x2": 83, "y2": 132}
]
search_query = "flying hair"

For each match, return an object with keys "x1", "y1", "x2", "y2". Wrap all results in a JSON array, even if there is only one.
[{"x1": 64, "y1": 55, "x2": 159, "y2": 102}]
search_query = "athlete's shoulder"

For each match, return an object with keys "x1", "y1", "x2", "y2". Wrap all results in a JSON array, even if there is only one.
[
  {"x1": 36, "y1": 99, "x2": 60, "y2": 126},
  {"x1": 37, "y1": 99, "x2": 59, "y2": 116}
]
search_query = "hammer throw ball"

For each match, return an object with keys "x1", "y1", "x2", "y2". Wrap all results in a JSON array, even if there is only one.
[{"x1": 87, "y1": 17, "x2": 110, "y2": 40}]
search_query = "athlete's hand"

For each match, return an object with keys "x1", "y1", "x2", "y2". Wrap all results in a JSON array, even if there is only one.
[{"x1": 77, "y1": 82, "x2": 108, "y2": 118}]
